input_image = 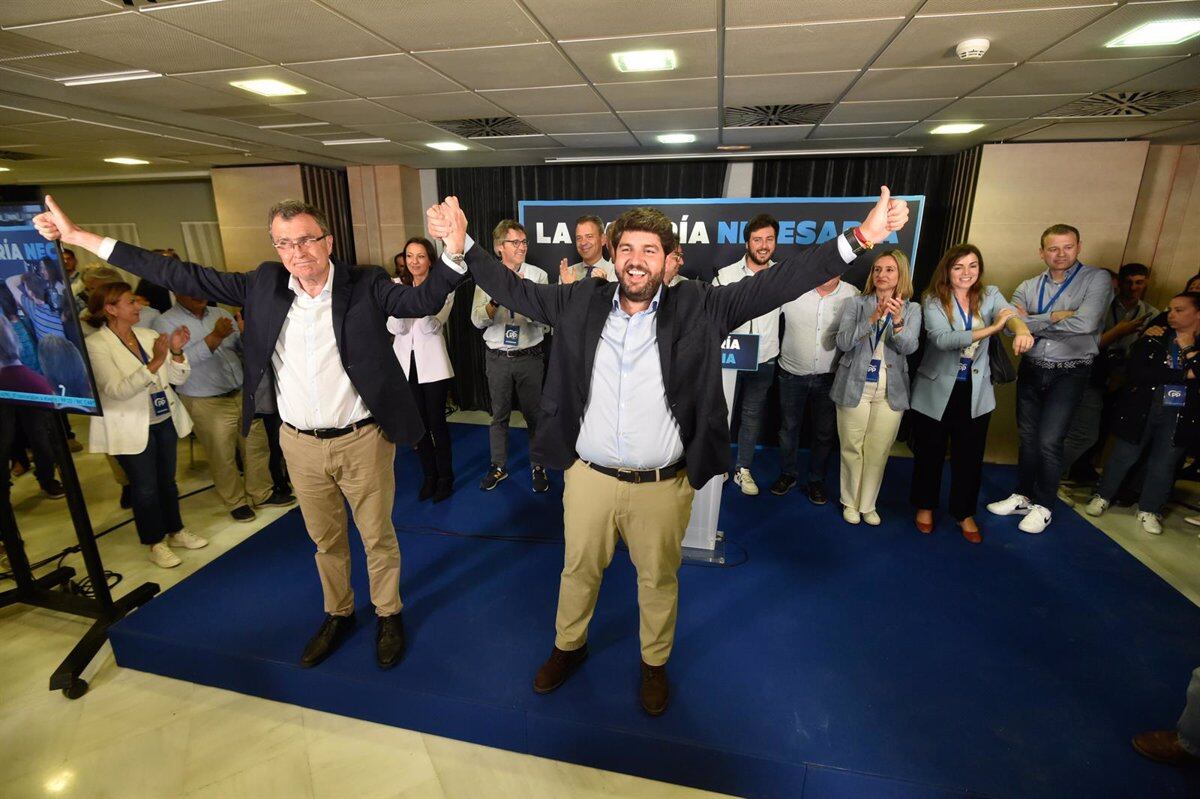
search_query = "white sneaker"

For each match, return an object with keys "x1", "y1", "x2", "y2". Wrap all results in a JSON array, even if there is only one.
[
  {"x1": 1138, "y1": 512, "x2": 1163, "y2": 535},
  {"x1": 733, "y1": 468, "x2": 759, "y2": 496},
  {"x1": 1018, "y1": 505, "x2": 1052, "y2": 534},
  {"x1": 167, "y1": 530, "x2": 208, "y2": 550},
  {"x1": 148, "y1": 542, "x2": 182, "y2": 568},
  {"x1": 862, "y1": 510, "x2": 881, "y2": 526},
  {"x1": 1084, "y1": 495, "x2": 1109, "y2": 517},
  {"x1": 842, "y1": 507, "x2": 861, "y2": 524},
  {"x1": 1056, "y1": 486, "x2": 1075, "y2": 508},
  {"x1": 987, "y1": 493, "x2": 1032, "y2": 516},
  {"x1": 1186, "y1": 516, "x2": 1200, "y2": 528}
]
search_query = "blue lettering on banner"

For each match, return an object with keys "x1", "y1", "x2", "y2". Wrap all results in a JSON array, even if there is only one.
[{"x1": 720, "y1": 333, "x2": 760, "y2": 371}]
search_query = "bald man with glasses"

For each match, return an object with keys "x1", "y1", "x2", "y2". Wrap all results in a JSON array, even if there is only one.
[{"x1": 33, "y1": 196, "x2": 466, "y2": 671}]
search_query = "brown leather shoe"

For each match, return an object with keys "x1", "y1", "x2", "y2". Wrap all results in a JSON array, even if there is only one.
[
  {"x1": 959, "y1": 519, "x2": 983, "y2": 545},
  {"x1": 640, "y1": 661, "x2": 669, "y2": 716},
  {"x1": 1133, "y1": 730, "x2": 1200, "y2": 765},
  {"x1": 533, "y1": 645, "x2": 588, "y2": 694}
]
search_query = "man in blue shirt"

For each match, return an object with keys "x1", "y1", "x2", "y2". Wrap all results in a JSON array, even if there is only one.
[{"x1": 155, "y1": 294, "x2": 293, "y2": 522}]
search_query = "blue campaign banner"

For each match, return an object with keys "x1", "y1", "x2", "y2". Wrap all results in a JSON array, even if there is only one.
[
  {"x1": 0, "y1": 204, "x2": 100, "y2": 414},
  {"x1": 518, "y1": 195, "x2": 925, "y2": 284},
  {"x1": 721, "y1": 333, "x2": 760, "y2": 371}
]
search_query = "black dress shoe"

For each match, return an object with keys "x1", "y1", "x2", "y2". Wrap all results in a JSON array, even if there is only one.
[
  {"x1": 531, "y1": 466, "x2": 550, "y2": 493},
  {"x1": 432, "y1": 477, "x2": 454, "y2": 503},
  {"x1": 418, "y1": 476, "x2": 437, "y2": 501},
  {"x1": 806, "y1": 482, "x2": 829, "y2": 505},
  {"x1": 769, "y1": 475, "x2": 796, "y2": 496},
  {"x1": 258, "y1": 489, "x2": 296, "y2": 507},
  {"x1": 230, "y1": 504, "x2": 256, "y2": 523},
  {"x1": 300, "y1": 613, "x2": 355, "y2": 668},
  {"x1": 376, "y1": 612, "x2": 405, "y2": 669}
]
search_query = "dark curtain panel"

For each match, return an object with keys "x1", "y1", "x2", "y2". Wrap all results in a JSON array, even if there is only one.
[
  {"x1": 301, "y1": 165, "x2": 356, "y2": 266},
  {"x1": 436, "y1": 162, "x2": 728, "y2": 411}
]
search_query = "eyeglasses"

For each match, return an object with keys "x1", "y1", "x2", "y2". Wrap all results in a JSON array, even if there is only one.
[
  {"x1": 272, "y1": 234, "x2": 330, "y2": 251},
  {"x1": 502, "y1": 239, "x2": 528, "y2": 248}
]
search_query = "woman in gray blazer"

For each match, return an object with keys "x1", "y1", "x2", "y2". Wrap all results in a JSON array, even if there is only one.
[
  {"x1": 832, "y1": 249, "x2": 921, "y2": 526},
  {"x1": 910, "y1": 244, "x2": 1034, "y2": 543}
]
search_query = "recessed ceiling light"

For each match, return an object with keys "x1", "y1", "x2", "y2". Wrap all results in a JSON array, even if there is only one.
[
  {"x1": 657, "y1": 133, "x2": 696, "y2": 144},
  {"x1": 322, "y1": 137, "x2": 389, "y2": 146},
  {"x1": 1106, "y1": 18, "x2": 1200, "y2": 48},
  {"x1": 612, "y1": 49, "x2": 677, "y2": 73},
  {"x1": 427, "y1": 141, "x2": 469, "y2": 151},
  {"x1": 104, "y1": 157, "x2": 150, "y2": 165},
  {"x1": 59, "y1": 69, "x2": 161, "y2": 86},
  {"x1": 229, "y1": 79, "x2": 306, "y2": 97},
  {"x1": 0, "y1": 167, "x2": 11, "y2": 172},
  {"x1": 930, "y1": 123, "x2": 984, "y2": 134},
  {"x1": 257, "y1": 122, "x2": 329, "y2": 129},
  {"x1": 717, "y1": 144, "x2": 752, "y2": 151}
]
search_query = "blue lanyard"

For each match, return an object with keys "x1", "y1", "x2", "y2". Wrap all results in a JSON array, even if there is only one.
[
  {"x1": 1036, "y1": 264, "x2": 1081, "y2": 314},
  {"x1": 873, "y1": 314, "x2": 891, "y2": 348},
  {"x1": 133, "y1": 338, "x2": 151, "y2": 365},
  {"x1": 955, "y1": 300, "x2": 972, "y2": 331},
  {"x1": 1170, "y1": 340, "x2": 1182, "y2": 371}
]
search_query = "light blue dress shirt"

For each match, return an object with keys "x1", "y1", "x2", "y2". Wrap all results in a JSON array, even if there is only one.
[
  {"x1": 1010, "y1": 262, "x2": 1113, "y2": 364},
  {"x1": 574, "y1": 287, "x2": 685, "y2": 470},
  {"x1": 153, "y1": 304, "x2": 243, "y2": 397}
]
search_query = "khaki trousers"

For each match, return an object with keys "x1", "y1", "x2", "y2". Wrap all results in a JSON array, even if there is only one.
[
  {"x1": 836, "y1": 370, "x2": 903, "y2": 514},
  {"x1": 180, "y1": 391, "x2": 272, "y2": 510},
  {"x1": 555, "y1": 461, "x2": 695, "y2": 666},
  {"x1": 279, "y1": 422, "x2": 400, "y2": 617}
]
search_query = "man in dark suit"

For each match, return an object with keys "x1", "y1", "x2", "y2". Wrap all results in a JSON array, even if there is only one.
[
  {"x1": 427, "y1": 190, "x2": 908, "y2": 714},
  {"x1": 33, "y1": 195, "x2": 465, "y2": 670}
]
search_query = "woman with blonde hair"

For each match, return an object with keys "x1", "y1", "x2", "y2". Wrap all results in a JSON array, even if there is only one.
[
  {"x1": 909, "y1": 244, "x2": 1034, "y2": 543},
  {"x1": 831, "y1": 249, "x2": 921, "y2": 525}
]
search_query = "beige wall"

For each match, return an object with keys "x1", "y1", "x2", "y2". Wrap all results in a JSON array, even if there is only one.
[
  {"x1": 1124, "y1": 144, "x2": 1200, "y2": 309},
  {"x1": 346, "y1": 165, "x2": 426, "y2": 273},
  {"x1": 211, "y1": 165, "x2": 304, "y2": 273},
  {"x1": 967, "y1": 141, "x2": 1151, "y2": 463}
]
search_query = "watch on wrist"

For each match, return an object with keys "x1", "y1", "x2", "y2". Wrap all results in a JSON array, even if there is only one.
[
  {"x1": 170, "y1": 349, "x2": 183, "y2": 357},
  {"x1": 844, "y1": 227, "x2": 872, "y2": 255},
  {"x1": 448, "y1": 252, "x2": 465, "y2": 265}
]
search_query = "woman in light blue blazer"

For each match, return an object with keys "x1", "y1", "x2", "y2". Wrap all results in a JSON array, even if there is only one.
[
  {"x1": 831, "y1": 249, "x2": 921, "y2": 526},
  {"x1": 910, "y1": 244, "x2": 1034, "y2": 543}
]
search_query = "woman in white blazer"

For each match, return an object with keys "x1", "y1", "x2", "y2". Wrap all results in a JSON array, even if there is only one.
[
  {"x1": 387, "y1": 237, "x2": 456, "y2": 503},
  {"x1": 85, "y1": 281, "x2": 206, "y2": 568}
]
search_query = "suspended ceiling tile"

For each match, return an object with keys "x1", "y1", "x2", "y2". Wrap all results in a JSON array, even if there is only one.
[
  {"x1": 0, "y1": 107, "x2": 62, "y2": 125},
  {"x1": 631, "y1": 128, "x2": 720, "y2": 147},
  {"x1": 551, "y1": 131, "x2": 641, "y2": 148},
  {"x1": 373, "y1": 92, "x2": 509, "y2": 120},
  {"x1": 10, "y1": 10, "x2": 267, "y2": 73},
  {"x1": 470, "y1": 134, "x2": 561, "y2": 150},
  {"x1": 560, "y1": 30, "x2": 717, "y2": 84},
  {"x1": 0, "y1": 30, "x2": 77, "y2": 61},
  {"x1": 920, "y1": 0, "x2": 1112, "y2": 11},
  {"x1": 304, "y1": 141, "x2": 417, "y2": 160},
  {"x1": 726, "y1": 0, "x2": 919, "y2": 26},
  {"x1": 874, "y1": 5, "x2": 1113, "y2": 69},
  {"x1": 846, "y1": 63, "x2": 1012, "y2": 100},
  {"x1": 223, "y1": 111, "x2": 329, "y2": 127},
  {"x1": 521, "y1": 112, "x2": 626, "y2": 134},
  {"x1": 823, "y1": 98, "x2": 954, "y2": 123},
  {"x1": 929, "y1": 94, "x2": 1088, "y2": 120},
  {"x1": 55, "y1": 76, "x2": 250, "y2": 112},
  {"x1": 418, "y1": 43, "x2": 580, "y2": 91},
  {"x1": 726, "y1": 19, "x2": 906, "y2": 74},
  {"x1": 1111, "y1": 54, "x2": 1200, "y2": 91},
  {"x1": 344, "y1": 122, "x2": 448, "y2": 140},
  {"x1": 1035, "y1": 0, "x2": 1200, "y2": 62},
  {"x1": 595, "y1": 77, "x2": 717, "y2": 111},
  {"x1": 322, "y1": 0, "x2": 545, "y2": 50},
  {"x1": 1146, "y1": 102, "x2": 1200, "y2": 121},
  {"x1": 525, "y1": 0, "x2": 720, "y2": 37},
  {"x1": 1145, "y1": 120, "x2": 1200, "y2": 141},
  {"x1": 900, "y1": 117, "x2": 1023, "y2": 137},
  {"x1": 0, "y1": 51, "x2": 137, "y2": 80},
  {"x1": 144, "y1": 0, "x2": 394, "y2": 63},
  {"x1": 720, "y1": 125, "x2": 814, "y2": 146},
  {"x1": 176, "y1": 66, "x2": 354, "y2": 103},
  {"x1": 981, "y1": 56, "x2": 1187, "y2": 95},
  {"x1": 285, "y1": 54, "x2": 459, "y2": 98},
  {"x1": 0, "y1": 1, "x2": 123, "y2": 27},
  {"x1": 10, "y1": 119, "x2": 139, "y2": 143},
  {"x1": 723, "y1": 72, "x2": 857, "y2": 106},
  {"x1": 620, "y1": 107, "x2": 719, "y2": 130},
  {"x1": 810, "y1": 121, "x2": 917, "y2": 139},
  {"x1": 266, "y1": 99, "x2": 409, "y2": 125},
  {"x1": 478, "y1": 85, "x2": 608, "y2": 115},
  {"x1": 283, "y1": 125, "x2": 361, "y2": 140},
  {"x1": 1012, "y1": 118, "x2": 1191, "y2": 140}
]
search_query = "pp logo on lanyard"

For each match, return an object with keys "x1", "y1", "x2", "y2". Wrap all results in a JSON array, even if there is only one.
[
  {"x1": 502, "y1": 324, "x2": 520, "y2": 348},
  {"x1": 150, "y1": 390, "x2": 170, "y2": 417},
  {"x1": 865, "y1": 359, "x2": 881, "y2": 383},
  {"x1": 865, "y1": 316, "x2": 889, "y2": 383}
]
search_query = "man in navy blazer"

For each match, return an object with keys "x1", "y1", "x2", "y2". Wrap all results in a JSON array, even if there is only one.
[
  {"x1": 34, "y1": 196, "x2": 465, "y2": 670},
  {"x1": 427, "y1": 190, "x2": 907, "y2": 714}
]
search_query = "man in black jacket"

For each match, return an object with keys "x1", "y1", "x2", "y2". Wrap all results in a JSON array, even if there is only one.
[
  {"x1": 34, "y1": 195, "x2": 465, "y2": 670},
  {"x1": 427, "y1": 190, "x2": 907, "y2": 714}
]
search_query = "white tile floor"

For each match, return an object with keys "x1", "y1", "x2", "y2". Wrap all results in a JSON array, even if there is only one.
[{"x1": 2, "y1": 424, "x2": 1196, "y2": 799}]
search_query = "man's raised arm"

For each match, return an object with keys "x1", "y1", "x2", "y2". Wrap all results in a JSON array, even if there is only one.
[{"x1": 33, "y1": 194, "x2": 249, "y2": 307}]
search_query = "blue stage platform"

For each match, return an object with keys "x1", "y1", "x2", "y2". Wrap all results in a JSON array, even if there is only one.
[{"x1": 109, "y1": 422, "x2": 1200, "y2": 798}]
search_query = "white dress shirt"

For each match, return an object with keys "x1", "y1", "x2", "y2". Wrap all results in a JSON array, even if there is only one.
[
  {"x1": 712, "y1": 257, "x2": 780, "y2": 363},
  {"x1": 779, "y1": 280, "x2": 859, "y2": 376},
  {"x1": 567, "y1": 257, "x2": 616, "y2": 283},
  {"x1": 469, "y1": 262, "x2": 549, "y2": 351}
]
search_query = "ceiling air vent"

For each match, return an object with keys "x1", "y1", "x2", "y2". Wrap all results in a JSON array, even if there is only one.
[
  {"x1": 432, "y1": 117, "x2": 539, "y2": 138},
  {"x1": 0, "y1": 150, "x2": 45, "y2": 161},
  {"x1": 1049, "y1": 90, "x2": 1200, "y2": 118},
  {"x1": 723, "y1": 104, "x2": 832, "y2": 127}
]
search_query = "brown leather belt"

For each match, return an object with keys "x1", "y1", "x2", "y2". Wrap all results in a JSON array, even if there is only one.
[
  {"x1": 285, "y1": 417, "x2": 375, "y2": 440},
  {"x1": 582, "y1": 459, "x2": 686, "y2": 484}
]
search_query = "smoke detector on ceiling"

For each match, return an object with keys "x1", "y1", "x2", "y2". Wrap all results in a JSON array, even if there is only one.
[{"x1": 956, "y1": 38, "x2": 991, "y2": 61}]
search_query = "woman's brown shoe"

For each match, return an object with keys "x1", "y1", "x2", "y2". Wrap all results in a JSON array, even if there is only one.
[
  {"x1": 959, "y1": 519, "x2": 983, "y2": 544},
  {"x1": 915, "y1": 510, "x2": 934, "y2": 534}
]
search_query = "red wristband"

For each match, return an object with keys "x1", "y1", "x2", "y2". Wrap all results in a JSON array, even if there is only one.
[{"x1": 853, "y1": 226, "x2": 869, "y2": 246}]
